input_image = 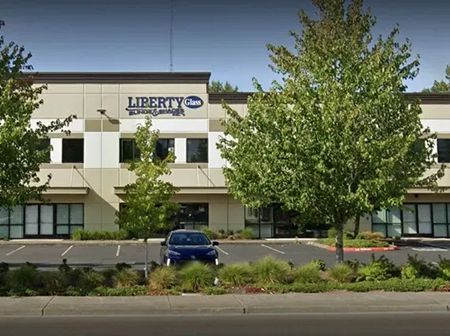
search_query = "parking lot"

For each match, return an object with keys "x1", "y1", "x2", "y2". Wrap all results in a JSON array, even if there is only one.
[{"x1": 2, "y1": 240, "x2": 450, "y2": 270}]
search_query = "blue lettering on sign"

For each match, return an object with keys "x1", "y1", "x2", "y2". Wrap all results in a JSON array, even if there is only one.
[
  {"x1": 126, "y1": 96, "x2": 204, "y2": 116},
  {"x1": 183, "y1": 96, "x2": 203, "y2": 109}
]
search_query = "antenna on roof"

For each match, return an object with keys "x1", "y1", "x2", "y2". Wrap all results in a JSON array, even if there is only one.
[{"x1": 169, "y1": 0, "x2": 174, "y2": 72}]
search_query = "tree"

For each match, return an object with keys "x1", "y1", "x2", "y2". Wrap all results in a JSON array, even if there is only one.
[
  {"x1": 422, "y1": 64, "x2": 450, "y2": 93},
  {"x1": 218, "y1": 0, "x2": 443, "y2": 263},
  {"x1": 0, "y1": 21, "x2": 73, "y2": 208},
  {"x1": 117, "y1": 117, "x2": 179, "y2": 239},
  {"x1": 208, "y1": 80, "x2": 239, "y2": 93}
]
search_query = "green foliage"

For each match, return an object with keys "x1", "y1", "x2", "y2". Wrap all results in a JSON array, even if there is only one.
[
  {"x1": 251, "y1": 256, "x2": 293, "y2": 286},
  {"x1": 327, "y1": 228, "x2": 353, "y2": 239},
  {"x1": 358, "y1": 255, "x2": 399, "y2": 281},
  {"x1": 5, "y1": 264, "x2": 42, "y2": 295},
  {"x1": 71, "y1": 230, "x2": 129, "y2": 240},
  {"x1": 179, "y1": 262, "x2": 216, "y2": 292},
  {"x1": 0, "y1": 22, "x2": 74, "y2": 208},
  {"x1": 293, "y1": 261, "x2": 323, "y2": 283},
  {"x1": 115, "y1": 268, "x2": 140, "y2": 288},
  {"x1": 438, "y1": 256, "x2": 450, "y2": 280},
  {"x1": 218, "y1": 0, "x2": 443, "y2": 263},
  {"x1": 319, "y1": 238, "x2": 389, "y2": 248},
  {"x1": 208, "y1": 80, "x2": 239, "y2": 93},
  {"x1": 356, "y1": 231, "x2": 385, "y2": 241},
  {"x1": 236, "y1": 228, "x2": 254, "y2": 239},
  {"x1": 328, "y1": 263, "x2": 356, "y2": 283},
  {"x1": 116, "y1": 118, "x2": 179, "y2": 238},
  {"x1": 422, "y1": 64, "x2": 450, "y2": 93},
  {"x1": 89, "y1": 286, "x2": 148, "y2": 296},
  {"x1": 218, "y1": 263, "x2": 253, "y2": 286},
  {"x1": 202, "y1": 227, "x2": 221, "y2": 240},
  {"x1": 401, "y1": 255, "x2": 441, "y2": 280},
  {"x1": 148, "y1": 266, "x2": 178, "y2": 292}
]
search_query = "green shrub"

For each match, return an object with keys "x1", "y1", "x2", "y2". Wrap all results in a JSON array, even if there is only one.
[
  {"x1": 179, "y1": 262, "x2": 215, "y2": 292},
  {"x1": 101, "y1": 268, "x2": 119, "y2": 287},
  {"x1": 115, "y1": 268, "x2": 140, "y2": 288},
  {"x1": 293, "y1": 261, "x2": 324, "y2": 283},
  {"x1": 251, "y1": 256, "x2": 293, "y2": 286},
  {"x1": 218, "y1": 263, "x2": 253, "y2": 286},
  {"x1": 41, "y1": 271, "x2": 68, "y2": 295},
  {"x1": 90, "y1": 286, "x2": 147, "y2": 296},
  {"x1": 358, "y1": 255, "x2": 400, "y2": 281},
  {"x1": 438, "y1": 257, "x2": 450, "y2": 280},
  {"x1": 0, "y1": 262, "x2": 9, "y2": 287},
  {"x1": 72, "y1": 230, "x2": 129, "y2": 240},
  {"x1": 401, "y1": 255, "x2": 441, "y2": 280},
  {"x1": 327, "y1": 228, "x2": 354, "y2": 239},
  {"x1": 356, "y1": 231, "x2": 384, "y2": 241},
  {"x1": 202, "y1": 228, "x2": 221, "y2": 240},
  {"x1": 319, "y1": 238, "x2": 389, "y2": 248},
  {"x1": 6, "y1": 263, "x2": 42, "y2": 295},
  {"x1": 328, "y1": 263, "x2": 356, "y2": 283},
  {"x1": 77, "y1": 269, "x2": 106, "y2": 292},
  {"x1": 148, "y1": 266, "x2": 178, "y2": 292},
  {"x1": 237, "y1": 228, "x2": 254, "y2": 240}
]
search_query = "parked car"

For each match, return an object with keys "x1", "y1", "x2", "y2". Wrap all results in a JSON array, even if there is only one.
[{"x1": 160, "y1": 229, "x2": 219, "y2": 266}]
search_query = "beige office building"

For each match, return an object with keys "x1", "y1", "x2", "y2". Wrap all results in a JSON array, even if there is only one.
[{"x1": 1, "y1": 72, "x2": 450, "y2": 239}]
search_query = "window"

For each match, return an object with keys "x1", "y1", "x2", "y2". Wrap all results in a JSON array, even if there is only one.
[
  {"x1": 155, "y1": 138, "x2": 174, "y2": 160},
  {"x1": 120, "y1": 138, "x2": 174, "y2": 162},
  {"x1": 37, "y1": 138, "x2": 51, "y2": 163},
  {"x1": 56, "y1": 204, "x2": 84, "y2": 235},
  {"x1": 62, "y1": 139, "x2": 84, "y2": 163},
  {"x1": 371, "y1": 207, "x2": 402, "y2": 237},
  {"x1": 187, "y1": 139, "x2": 208, "y2": 163},
  {"x1": 177, "y1": 203, "x2": 208, "y2": 230},
  {"x1": 437, "y1": 139, "x2": 450, "y2": 163}
]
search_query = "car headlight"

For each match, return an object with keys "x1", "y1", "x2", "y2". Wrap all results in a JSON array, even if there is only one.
[
  {"x1": 206, "y1": 250, "x2": 217, "y2": 256},
  {"x1": 168, "y1": 250, "x2": 181, "y2": 256}
]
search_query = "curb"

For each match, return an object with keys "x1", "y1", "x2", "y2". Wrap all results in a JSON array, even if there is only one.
[{"x1": 307, "y1": 241, "x2": 399, "y2": 252}]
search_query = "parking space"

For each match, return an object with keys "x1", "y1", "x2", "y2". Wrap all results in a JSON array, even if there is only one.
[{"x1": 1, "y1": 240, "x2": 450, "y2": 269}]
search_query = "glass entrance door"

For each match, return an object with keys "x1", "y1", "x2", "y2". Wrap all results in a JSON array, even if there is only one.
[
  {"x1": 40, "y1": 205, "x2": 54, "y2": 236},
  {"x1": 25, "y1": 205, "x2": 39, "y2": 236},
  {"x1": 417, "y1": 204, "x2": 432, "y2": 235}
]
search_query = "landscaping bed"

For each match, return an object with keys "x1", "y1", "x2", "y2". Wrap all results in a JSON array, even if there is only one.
[{"x1": 1, "y1": 254, "x2": 450, "y2": 296}]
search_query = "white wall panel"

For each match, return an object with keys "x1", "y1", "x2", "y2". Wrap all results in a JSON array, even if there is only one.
[
  {"x1": 421, "y1": 119, "x2": 450, "y2": 133},
  {"x1": 50, "y1": 138, "x2": 62, "y2": 164},
  {"x1": 84, "y1": 133, "x2": 101, "y2": 168},
  {"x1": 101, "y1": 132, "x2": 120, "y2": 168},
  {"x1": 119, "y1": 119, "x2": 208, "y2": 133},
  {"x1": 175, "y1": 138, "x2": 187, "y2": 163},
  {"x1": 208, "y1": 132, "x2": 226, "y2": 168}
]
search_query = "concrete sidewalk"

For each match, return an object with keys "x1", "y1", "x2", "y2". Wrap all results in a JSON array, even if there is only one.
[{"x1": 1, "y1": 292, "x2": 450, "y2": 317}]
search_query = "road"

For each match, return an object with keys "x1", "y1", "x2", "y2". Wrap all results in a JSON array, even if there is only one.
[
  {"x1": 1, "y1": 240, "x2": 450, "y2": 269},
  {"x1": 1, "y1": 313, "x2": 450, "y2": 336}
]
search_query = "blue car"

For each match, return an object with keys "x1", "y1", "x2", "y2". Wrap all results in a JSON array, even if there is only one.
[{"x1": 160, "y1": 230, "x2": 219, "y2": 266}]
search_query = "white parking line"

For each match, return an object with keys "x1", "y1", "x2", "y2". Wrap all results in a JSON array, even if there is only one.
[
  {"x1": 412, "y1": 247, "x2": 447, "y2": 252},
  {"x1": 116, "y1": 245, "x2": 121, "y2": 257},
  {"x1": 61, "y1": 245, "x2": 73, "y2": 257},
  {"x1": 261, "y1": 244, "x2": 286, "y2": 255},
  {"x1": 6, "y1": 245, "x2": 26, "y2": 256},
  {"x1": 216, "y1": 246, "x2": 230, "y2": 256}
]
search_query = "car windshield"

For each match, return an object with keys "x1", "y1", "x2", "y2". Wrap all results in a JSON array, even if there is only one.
[{"x1": 168, "y1": 232, "x2": 211, "y2": 246}]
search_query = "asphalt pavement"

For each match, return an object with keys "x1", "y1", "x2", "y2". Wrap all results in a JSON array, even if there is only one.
[{"x1": 1, "y1": 239, "x2": 450, "y2": 269}]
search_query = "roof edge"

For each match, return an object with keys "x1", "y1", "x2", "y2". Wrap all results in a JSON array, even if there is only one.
[{"x1": 26, "y1": 72, "x2": 211, "y2": 84}]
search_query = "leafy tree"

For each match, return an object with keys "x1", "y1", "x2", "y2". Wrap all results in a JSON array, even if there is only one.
[
  {"x1": 218, "y1": 0, "x2": 443, "y2": 262},
  {"x1": 209, "y1": 80, "x2": 239, "y2": 93},
  {"x1": 422, "y1": 64, "x2": 450, "y2": 93},
  {"x1": 0, "y1": 21, "x2": 73, "y2": 208},
  {"x1": 117, "y1": 118, "x2": 179, "y2": 238}
]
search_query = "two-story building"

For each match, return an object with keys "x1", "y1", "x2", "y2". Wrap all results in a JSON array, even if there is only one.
[{"x1": 1, "y1": 72, "x2": 450, "y2": 239}]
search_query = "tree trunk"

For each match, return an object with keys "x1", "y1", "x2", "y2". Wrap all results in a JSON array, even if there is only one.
[
  {"x1": 353, "y1": 215, "x2": 361, "y2": 239},
  {"x1": 335, "y1": 224, "x2": 344, "y2": 263},
  {"x1": 144, "y1": 238, "x2": 149, "y2": 279}
]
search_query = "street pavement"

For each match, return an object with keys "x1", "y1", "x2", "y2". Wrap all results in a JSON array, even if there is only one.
[{"x1": 1, "y1": 239, "x2": 450, "y2": 269}]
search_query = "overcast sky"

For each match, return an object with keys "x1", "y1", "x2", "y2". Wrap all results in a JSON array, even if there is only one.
[{"x1": 1, "y1": 0, "x2": 449, "y2": 92}]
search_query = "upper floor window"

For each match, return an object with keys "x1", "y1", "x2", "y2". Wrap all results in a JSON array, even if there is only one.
[
  {"x1": 187, "y1": 139, "x2": 208, "y2": 163},
  {"x1": 438, "y1": 139, "x2": 450, "y2": 163},
  {"x1": 120, "y1": 138, "x2": 174, "y2": 163},
  {"x1": 62, "y1": 139, "x2": 84, "y2": 163},
  {"x1": 37, "y1": 138, "x2": 51, "y2": 163}
]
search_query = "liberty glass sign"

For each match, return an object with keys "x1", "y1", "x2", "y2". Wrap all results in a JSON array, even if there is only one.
[{"x1": 126, "y1": 96, "x2": 204, "y2": 116}]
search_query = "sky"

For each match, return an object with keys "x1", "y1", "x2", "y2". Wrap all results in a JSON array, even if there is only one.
[{"x1": 0, "y1": 0, "x2": 449, "y2": 92}]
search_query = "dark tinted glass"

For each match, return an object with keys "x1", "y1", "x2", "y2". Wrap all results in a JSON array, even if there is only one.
[
  {"x1": 37, "y1": 138, "x2": 51, "y2": 163},
  {"x1": 438, "y1": 139, "x2": 450, "y2": 163},
  {"x1": 62, "y1": 139, "x2": 84, "y2": 163},
  {"x1": 187, "y1": 139, "x2": 208, "y2": 163},
  {"x1": 169, "y1": 232, "x2": 210, "y2": 245},
  {"x1": 120, "y1": 139, "x2": 139, "y2": 162},
  {"x1": 155, "y1": 139, "x2": 174, "y2": 160}
]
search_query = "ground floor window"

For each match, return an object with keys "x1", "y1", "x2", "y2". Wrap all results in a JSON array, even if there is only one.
[
  {"x1": 0, "y1": 204, "x2": 84, "y2": 239},
  {"x1": 372, "y1": 203, "x2": 450, "y2": 237},
  {"x1": 245, "y1": 205, "x2": 297, "y2": 238},
  {"x1": 176, "y1": 203, "x2": 208, "y2": 230}
]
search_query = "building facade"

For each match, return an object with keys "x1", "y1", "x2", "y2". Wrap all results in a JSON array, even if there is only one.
[{"x1": 1, "y1": 72, "x2": 450, "y2": 239}]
